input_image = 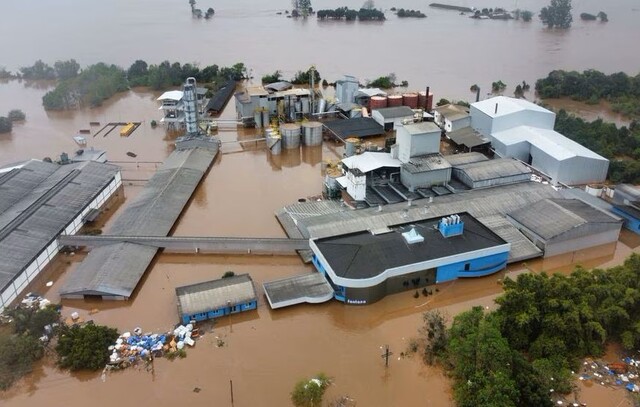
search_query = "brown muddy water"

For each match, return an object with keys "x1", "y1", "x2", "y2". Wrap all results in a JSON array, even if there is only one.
[{"x1": 2, "y1": 1, "x2": 640, "y2": 404}]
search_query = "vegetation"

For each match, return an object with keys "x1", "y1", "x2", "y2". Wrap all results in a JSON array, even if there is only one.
[
  {"x1": 290, "y1": 373, "x2": 331, "y2": 407},
  {"x1": 436, "y1": 98, "x2": 450, "y2": 107},
  {"x1": 514, "y1": 80, "x2": 531, "y2": 98},
  {"x1": 396, "y1": 9, "x2": 426, "y2": 18},
  {"x1": 7, "y1": 109, "x2": 26, "y2": 121},
  {"x1": 0, "y1": 117, "x2": 12, "y2": 133},
  {"x1": 20, "y1": 60, "x2": 56, "y2": 80},
  {"x1": 127, "y1": 60, "x2": 245, "y2": 90},
  {"x1": 535, "y1": 69, "x2": 640, "y2": 118},
  {"x1": 539, "y1": 0, "x2": 572, "y2": 29},
  {"x1": 597, "y1": 11, "x2": 608, "y2": 22},
  {"x1": 580, "y1": 13, "x2": 596, "y2": 21},
  {"x1": 222, "y1": 271, "x2": 236, "y2": 278},
  {"x1": 261, "y1": 70, "x2": 283, "y2": 84},
  {"x1": 0, "y1": 67, "x2": 14, "y2": 79},
  {"x1": 292, "y1": 0, "x2": 312, "y2": 17},
  {"x1": 56, "y1": 324, "x2": 119, "y2": 371},
  {"x1": 414, "y1": 254, "x2": 640, "y2": 406},
  {"x1": 491, "y1": 80, "x2": 507, "y2": 93},
  {"x1": 291, "y1": 68, "x2": 321, "y2": 85},
  {"x1": 514, "y1": 9, "x2": 534, "y2": 21},
  {"x1": 316, "y1": 7, "x2": 385, "y2": 21},
  {"x1": 367, "y1": 73, "x2": 407, "y2": 89}
]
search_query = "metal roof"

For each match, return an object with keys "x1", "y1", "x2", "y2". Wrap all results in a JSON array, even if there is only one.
[
  {"x1": 402, "y1": 121, "x2": 441, "y2": 135},
  {"x1": 263, "y1": 273, "x2": 334, "y2": 309},
  {"x1": 354, "y1": 88, "x2": 387, "y2": 98},
  {"x1": 373, "y1": 106, "x2": 414, "y2": 119},
  {"x1": 434, "y1": 104, "x2": 469, "y2": 121},
  {"x1": 59, "y1": 146, "x2": 218, "y2": 299},
  {"x1": 314, "y1": 213, "x2": 506, "y2": 280},
  {"x1": 0, "y1": 160, "x2": 119, "y2": 293},
  {"x1": 447, "y1": 127, "x2": 490, "y2": 148},
  {"x1": 402, "y1": 154, "x2": 452, "y2": 174},
  {"x1": 176, "y1": 274, "x2": 257, "y2": 316},
  {"x1": 323, "y1": 118, "x2": 384, "y2": 140},
  {"x1": 157, "y1": 90, "x2": 183, "y2": 101},
  {"x1": 491, "y1": 126, "x2": 607, "y2": 161},
  {"x1": 456, "y1": 158, "x2": 531, "y2": 182},
  {"x1": 507, "y1": 198, "x2": 621, "y2": 241},
  {"x1": 205, "y1": 80, "x2": 236, "y2": 113},
  {"x1": 342, "y1": 152, "x2": 402, "y2": 174},
  {"x1": 264, "y1": 81, "x2": 292, "y2": 92},
  {"x1": 443, "y1": 152, "x2": 489, "y2": 167},
  {"x1": 472, "y1": 96, "x2": 550, "y2": 118}
]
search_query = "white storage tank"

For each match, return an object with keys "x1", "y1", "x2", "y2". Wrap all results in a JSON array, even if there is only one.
[
  {"x1": 345, "y1": 137, "x2": 359, "y2": 157},
  {"x1": 280, "y1": 123, "x2": 301, "y2": 149},
  {"x1": 262, "y1": 109, "x2": 270, "y2": 128},
  {"x1": 267, "y1": 132, "x2": 282, "y2": 155},
  {"x1": 302, "y1": 121, "x2": 323, "y2": 146}
]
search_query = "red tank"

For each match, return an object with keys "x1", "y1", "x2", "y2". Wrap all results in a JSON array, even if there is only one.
[
  {"x1": 387, "y1": 95, "x2": 403, "y2": 107},
  {"x1": 402, "y1": 93, "x2": 418, "y2": 109}
]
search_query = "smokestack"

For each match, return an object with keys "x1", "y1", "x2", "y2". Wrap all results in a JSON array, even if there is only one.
[
  {"x1": 425, "y1": 86, "x2": 430, "y2": 109},
  {"x1": 476, "y1": 87, "x2": 480, "y2": 103},
  {"x1": 495, "y1": 103, "x2": 498, "y2": 115}
]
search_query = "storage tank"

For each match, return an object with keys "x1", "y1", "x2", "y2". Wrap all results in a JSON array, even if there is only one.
[
  {"x1": 267, "y1": 132, "x2": 282, "y2": 155},
  {"x1": 280, "y1": 123, "x2": 301, "y2": 149},
  {"x1": 370, "y1": 96, "x2": 388, "y2": 109},
  {"x1": 254, "y1": 110, "x2": 263, "y2": 128},
  {"x1": 387, "y1": 94, "x2": 403, "y2": 107},
  {"x1": 345, "y1": 137, "x2": 359, "y2": 157},
  {"x1": 317, "y1": 99, "x2": 327, "y2": 114},
  {"x1": 302, "y1": 121, "x2": 323, "y2": 146},
  {"x1": 324, "y1": 167, "x2": 343, "y2": 200},
  {"x1": 418, "y1": 91, "x2": 434, "y2": 111},
  {"x1": 301, "y1": 98, "x2": 310, "y2": 114},
  {"x1": 402, "y1": 93, "x2": 419, "y2": 109},
  {"x1": 262, "y1": 109, "x2": 270, "y2": 128}
]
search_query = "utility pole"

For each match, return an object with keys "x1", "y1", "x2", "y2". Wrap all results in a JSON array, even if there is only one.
[
  {"x1": 310, "y1": 65, "x2": 316, "y2": 114},
  {"x1": 381, "y1": 345, "x2": 393, "y2": 367},
  {"x1": 230, "y1": 379, "x2": 234, "y2": 406}
]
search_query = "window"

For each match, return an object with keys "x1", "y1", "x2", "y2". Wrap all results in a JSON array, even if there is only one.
[{"x1": 464, "y1": 263, "x2": 470, "y2": 271}]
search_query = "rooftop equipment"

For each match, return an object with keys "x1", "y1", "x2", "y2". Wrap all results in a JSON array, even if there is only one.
[{"x1": 438, "y1": 214, "x2": 464, "y2": 238}]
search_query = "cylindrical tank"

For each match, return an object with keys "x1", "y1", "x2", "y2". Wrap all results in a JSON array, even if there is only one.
[
  {"x1": 301, "y1": 98, "x2": 310, "y2": 114},
  {"x1": 370, "y1": 96, "x2": 387, "y2": 110},
  {"x1": 345, "y1": 137, "x2": 359, "y2": 157},
  {"x1": 280, "y1": 123, "x2": 301, "y2": 149},
  {"x1": 418, "y1": 91, "x2": 427, "y2": 109},
  {"x1": 254, "y1": 110, "x2": 263, "y2": 128},
  {"x1": 262, "y1": 109, "x2": 270, "y2": 128},
  {"x1": 387, "y1": 95, "x2": 403, "y2": 107},
  {"x1": 302, "y1": 121, "x2": 323, "y2": 146},
  {"x1": 295, "y1": 101, "x2": 302, "y2": 113},
  {"x1": 402, "y1": 93, "x2": 419, "y2": 109},
  {"x1": 426, "y1": 92, "x2": 434, "y2": 112},
  {"x1": 267, "y1": 132, "x2": 282, "y2": 155},
  {"x1": 317, "y1": 99, "x2": 327, "y2": 114}
]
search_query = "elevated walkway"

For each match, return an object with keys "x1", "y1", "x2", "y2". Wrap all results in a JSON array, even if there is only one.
[
  {"x1": 59, "y1": 235, "x2": 309, "y2": 255},
  {"x1": 263, "y1": 273, "x2": 334, "y2": 309}
]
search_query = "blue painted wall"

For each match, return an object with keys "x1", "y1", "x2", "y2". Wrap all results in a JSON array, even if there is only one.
[
  {"x1": 312, "y1": 255, "x2": 346, "y2": 301},
  {"x1": 181, "y1": 300, "x2": 258, "y2": 325},
  {"x1": 436, "y1": 251, "x2": 509, "y2": 283},
  {"x1": 612, "y1": 207, "x2": 640, "y2": 235}
]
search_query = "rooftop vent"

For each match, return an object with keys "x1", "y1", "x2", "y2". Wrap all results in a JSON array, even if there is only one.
[
  {"x1": 439, "y1": 214, "x2": 464, "y2": 238},
  {"x1": 402, "y1": 227, "x2": 424, "y2": 244}
]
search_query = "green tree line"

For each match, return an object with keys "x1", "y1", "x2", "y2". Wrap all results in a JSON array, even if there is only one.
[
  {"x1": 417, "y1": 253, "x2": 640, "y2": 406},
  {"x1": 316, "y1": 7, "x2": 385, "y2": 21}
]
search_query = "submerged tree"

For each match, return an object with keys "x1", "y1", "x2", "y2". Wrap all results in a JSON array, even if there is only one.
[
  {"x1": 291, "y1": 373, "x2": 331, "y2": 407},
  {"x1": 597, "y1": 11, "x2": 608, "y2": 22},
  {"x1": 539, "y1": 0, "x2": 572, "y2": 29}
]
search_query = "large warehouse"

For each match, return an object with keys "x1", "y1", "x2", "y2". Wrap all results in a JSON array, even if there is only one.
[
  {"x1": 0, "y1": 159, "x2": 121, "y2": 312},
  {"x1": 309, "y1": 213, "x2": 510, "y2": 304},
  {"x1": 470, "y1": 96, "x2": 609, "y2": 185}
]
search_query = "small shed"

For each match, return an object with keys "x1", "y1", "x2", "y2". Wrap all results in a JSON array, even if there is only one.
[
  {"x1": 371, "y1": 106, "x2": 414, "y2": 131},
  {"x1": 433, "y1": 104, "x2": 470, "y2": 132},
  {"x1": 175, "y1": 274, "x2": 257, "y2": 325}
]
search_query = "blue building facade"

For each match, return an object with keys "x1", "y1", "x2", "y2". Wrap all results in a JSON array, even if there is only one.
[{"x1": 612, "y1": 206, "x2": 640, "y2": 235}]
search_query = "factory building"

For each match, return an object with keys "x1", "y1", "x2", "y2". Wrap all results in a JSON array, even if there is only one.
[
  {"x1": 400, "y1": 154, "x2": 452, "y2": 191},
  {"x1": 234, "y1": 86, "x2": 311, "y2": 121},
  {"x1": 470, "y1": 96, "x2": 609, "y2": 185},
  {"x1": 610, "y1": 184, "x2": 640, "y2": 234},
  {"x1": 433, "y1": 104, "x2": 471, "y2": 132},
  {"x1": 157, "y1": 86, "x2": 209, "y2": 127},
  {"x1": 452, "y1": 158, "x2": 531, "y2": 189},
  {"x1": 339, "y1": 152, "x2": 402, "y2": 201},
  {"x1": 507, "y1": 199, "x2": 622, "y2": 257},
  {"x1": 309, "y1": 213, "x2": 510, "y2": 304},
  {"x1": 335, "y1": 75, "x2": 360, "y2": 104},
  {"x1": 396, "y1": 122, "x2": 441, "y2": 163},
  {"x1": 371, "y1": 106, "x2": 415, "y2": 131},
  {"x1": 0, "y1": 160, "x2": 121, "y2": 313},
  {"x1": 176, "y1": 274, "x2": 257, "y2": 325}
]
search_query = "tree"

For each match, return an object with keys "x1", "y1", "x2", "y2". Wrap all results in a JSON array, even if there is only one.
[
  {"x1": 56, "y1": 324, "x2": 119, "y2": 370},
  {"x1": 20, "y1": 60, "x2": 56, "y2": 80},
  {"x1": 127, "y1": 60, "x2": 149, "y2": 86},
  {"x1": 436, "y1": 98, "x2": 450, "y2": 106},
  {"x1": 291, "y1": 373, "x2": 331, "y2": 407},
  {"x1": 597, "y1": 11, "x2": 608, "y2": 22},
  {"x1": 54, "y1": 59, "x2": 80, "y2": 81},
  {"x1": 262, "y1": 70, "x2": 282, "y2": 84},
  {"x1": 362, "y1": 0, "x2": 375, "y2": 10},
  {"x1": 419, "y1": 310, "x2": 447, "y2": 365},
  {"x1": 0, "y1": 117, "x2": 12, "y2": 133},
  {"x1": 539, "y1": 0, "x2": 572, "y2": 29},
  {"x1": 492, "y1": 80, "x2": 507, "y2": 93},
  {"x1": 7, "y1": 109, "x2": 26, "y2": 121},
  {"x1": 0, "y1": 334, "x2": 44, "y2": 390},
  {"x1": 521, "y1": 10, "x2": 533, "y2": 21}
]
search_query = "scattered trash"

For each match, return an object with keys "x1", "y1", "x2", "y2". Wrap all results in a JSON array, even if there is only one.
[
  {"x1": 46, "y1": 281, "x2": 54, "y2": 287},
  {"x1": 71, "y1": 312, "x2": 80, "y2": 321}
]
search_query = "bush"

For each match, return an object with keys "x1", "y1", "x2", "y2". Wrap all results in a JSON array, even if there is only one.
[
  {"x1": 0, "y1": 334, "x2": 45, "y2": 390},
  {"x1": 7, "y1": 109, "x2": 26, "y2": 121},
  {"x1": 56, "y1": 324, "x2": 119, "y2": 371},
  {"x1": 261, "y1": 70, "x2": 282, "y2": 84},
  {"x1": 0, "y1": 117, "x2": 11, "y2": 133},
  {"x1": 291, "y1": 373, "x2": 331, "y2": 407}
]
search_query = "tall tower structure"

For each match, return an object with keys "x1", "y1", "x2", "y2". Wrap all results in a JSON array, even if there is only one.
[{"x1": 183, "y1": 77, "x2": 200, "y2": 136}]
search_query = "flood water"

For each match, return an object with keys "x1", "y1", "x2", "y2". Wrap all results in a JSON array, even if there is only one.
[{"x1": 2, "y1": 1, "x2": 640, "y2": 406}]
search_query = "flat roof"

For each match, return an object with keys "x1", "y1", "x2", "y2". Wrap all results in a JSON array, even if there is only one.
[
  {"x1": 472, "y1": 96, "x2": 550, "y2": 118},
  {"x1": 433, "y1": 104, "x2": 469, "y2": 121},
  {"x1": 373, "y1": 106, "x2": 414, "y2": 119},
  {"x1": 342, "y1": 152, "x2": 402, "y2": 174},
  {"x1": 443, "y1": 152, "x2": 489, "y2": 167},
  {"x1": 354, "y1": 88, "x2": 387, "y2": 98},
  {"x1": 402, "y1": 121, "x2": 441, "y2": 135},
  {"x1": 323, "y1": 118, "x2": 384, "y2": 140},
  {"x1": 0, "y1": 160, "x2": 119, "y2": 293},
  {"x1": 456, "y1": 158, "x2": 531, "y2": 182},
  {"x1": 314, "y1": 213, "x2": 506, "y2": 280},
  {"x1": 447, "y1": 127, "x2": 490, "y2": 148},
  {"x1": 59, "y1": 146, "x2": 218, "y2": 299},
  {"x1": 263, "y1": 273, "x2": 334, "y2": 309},
  {"x1": 157, "y1": 90, "x2": 183, "y2": 101},
  {"x1": 508, "y1": 198, "x2": 621, "y2": 240},
  {"x1": 177, "y1": 274, "x2": 256, "y2": 316},
  {"x1": 402, "y1": 154, "x2": 452, "y2": 174}
]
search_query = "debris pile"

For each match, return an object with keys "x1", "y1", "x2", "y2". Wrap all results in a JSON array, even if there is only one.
[
  {"x1": 579, "y1": 356, "x2": 640, "y2": 393},
  {"x1": 107, "y1": 323, "x2": 200, "y2": 370}
]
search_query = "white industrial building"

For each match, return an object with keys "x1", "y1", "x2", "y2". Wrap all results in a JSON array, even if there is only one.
[
  {"x1": 372, "y1": 106, "x2": 414, "y2": 131},
  {"x1": 396, "y1": 122, "x2": 441, "y2": 163},
  {"x1": 339, "y1": 152, "x2": 401, "y2": 201},
  {"x1": 470, "y1": 96, "x2": 609, "y2": 185},
  {"x1": 335, "y1": 75, "x2": 359, "y2": 104},
  {"x1": 0, "y1": 160, "x2": 121, "y2": 312},
  {"x1": 235, "y1": 86, "x2": 311, "y2": 120},
  {"x1": 433, "y1": 104, "x2": 471, "y2": 132}
]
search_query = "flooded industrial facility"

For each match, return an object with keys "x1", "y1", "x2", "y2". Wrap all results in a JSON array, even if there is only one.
[{"x1": 2, "y1": 0, "x2": 640, "y2": 406}]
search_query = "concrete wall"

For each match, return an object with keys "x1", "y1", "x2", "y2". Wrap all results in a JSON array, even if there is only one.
[
  {"x1": 0, "y1": 173, "x2": 122, "y2": 313},
  {"x1": 401, "y1": 167, "x2": 451, "y2": 190},
  {"x1": 346, "y1": 172, "x2": 366, "y2": 201},
  {"x1": 396, "y1": 128, "x2": 440, "y2": 163},
  {"x1": 445, "y1": 116, "x2": 471, "y2": 133},
  {"x1": 454, "y1": 169, "x2": 530, "y2": 189}
]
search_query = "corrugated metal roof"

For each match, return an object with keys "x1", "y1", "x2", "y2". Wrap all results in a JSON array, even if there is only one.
[
  {"x1": 433, "y1": 104, "x2": 469, "y2": 120},
  {"x1": 354, "y1": 88, "x2": 387, "y2": 98},
  {"x1": 491, "y1": 125, "x2": 607, "y2": 161},
  {"x1": 341, "y1": 152, "x2": 402, "y2": 174},
  {"x1": 59, "y1": 147, "x2": 217, "y2": 299},
  {"x1": 508, "y1": 198, "x2": 620, "y2": 240},
  {"x1": 323, "y1": 118, "x2": 384, "y2": 140},
  {"x1": 447, "y1": 127, "x2": 490, "y2": 148},
  {"x1": 472, "y1": 96, "x2": 550, "y2": 118},
  {"x1": 402, "y1": 154, "x2": 452, "y2": 174},
  {"x1": 402, "y1": 121, "x2": 441, "y2": 135},
  {"x1": 444, "y1": 152, "x2": 489, "y2": 167},
  {"x1": 456, "y1": 158, "x2": 531, "y2": 182},
  {"x1": 373, "y1": 106, "x2": 414, "y2": 119},
  {"x1": 157, "y1": 90, "x2": 183, "y2": 101},
  {"x1": 0, "y1": 160, "x2": 119, "y2": 292},
  {"x1": 176, "y1": 274, "x2": 256, "y2": 316}
]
